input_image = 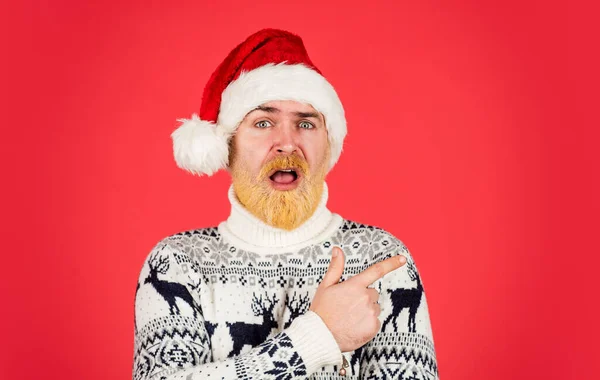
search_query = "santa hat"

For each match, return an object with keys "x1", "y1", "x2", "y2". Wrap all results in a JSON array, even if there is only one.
[{"x1": 171, "y1": 28, "x2": 347, "y2": 176}]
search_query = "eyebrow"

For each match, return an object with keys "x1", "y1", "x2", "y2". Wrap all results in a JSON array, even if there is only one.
[
  {"x1": 249, "y1": 106, "x2": 321, "y2": 119},
  {"x1": 254, "y1": 106, "x2": 280, "y2": 113},
  {"x1": 294, "y1": 111, "x2": 320, "y2": 119}
]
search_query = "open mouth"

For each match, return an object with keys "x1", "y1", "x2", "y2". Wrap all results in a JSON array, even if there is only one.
[{"x1": 269, "y1": 168, "x2": 299, "y2": 185}]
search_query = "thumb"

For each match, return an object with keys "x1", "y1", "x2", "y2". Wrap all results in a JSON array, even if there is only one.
[{"x1": 320, "y1": 246, "x2": 345, "y2": 288}]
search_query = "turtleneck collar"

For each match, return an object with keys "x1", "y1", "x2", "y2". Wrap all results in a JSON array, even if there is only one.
[{"x1": 217, "y1": 182, "x2": 343, "y2": 254}]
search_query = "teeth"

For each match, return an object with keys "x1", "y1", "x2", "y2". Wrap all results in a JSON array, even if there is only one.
[{"x1": 281, "y1": 169, "x2": 294, "y2": 172}]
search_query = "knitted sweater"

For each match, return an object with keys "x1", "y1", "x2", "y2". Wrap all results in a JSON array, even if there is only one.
[{"x1": 132, "y1": 183, "x2": 439, "y2": 379}]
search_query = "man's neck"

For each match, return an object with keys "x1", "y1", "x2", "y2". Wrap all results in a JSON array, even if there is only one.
[{"x1": 217, "y1": 182, "x2": 343, "y2": 254}]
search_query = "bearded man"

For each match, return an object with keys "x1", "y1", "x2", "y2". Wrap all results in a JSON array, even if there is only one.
[{"x1": 133, "y1": 29, "x2": 439, "y2": 380}]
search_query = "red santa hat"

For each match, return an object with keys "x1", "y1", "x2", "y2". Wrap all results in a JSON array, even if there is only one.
[{"x1": 171, "y1": 28, "x2": 347, "y2": 176}]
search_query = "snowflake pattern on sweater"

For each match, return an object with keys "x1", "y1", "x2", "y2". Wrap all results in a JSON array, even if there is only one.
[{"x1": 133, "y1": 220, "x2": 439, "y2": 379}]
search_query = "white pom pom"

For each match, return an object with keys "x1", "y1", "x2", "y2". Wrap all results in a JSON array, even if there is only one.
[{"x1": 171, "y1": 114, "x2": 230, "y2": 176}]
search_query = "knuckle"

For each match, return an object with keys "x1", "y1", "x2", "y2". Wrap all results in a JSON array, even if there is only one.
[
  {"x1": 364, "y1": 319, "x2": 380, "y2": 338},
  {"x1": 360, "y1": 293, "x2": 370, "y2": 304},
  {"x1": 373, "y1": 303, "x2": 381, "y2": 316},
  {"x1": 374, "y1": 318, "x2": 381, "y2": 331}
]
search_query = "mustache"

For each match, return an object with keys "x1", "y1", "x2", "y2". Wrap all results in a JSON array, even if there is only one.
[{"x1": 259, "y1": 154, "x2": 309, "y2": 179}]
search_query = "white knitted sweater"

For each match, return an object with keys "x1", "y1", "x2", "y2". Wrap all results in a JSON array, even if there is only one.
[{"x1": 133, "y1": 183, "x2": 438, "y2": 379}]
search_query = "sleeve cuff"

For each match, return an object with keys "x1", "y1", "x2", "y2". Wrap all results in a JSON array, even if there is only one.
[{"x1": 285, "y1": 310, "x2": 342, "y2": 374}]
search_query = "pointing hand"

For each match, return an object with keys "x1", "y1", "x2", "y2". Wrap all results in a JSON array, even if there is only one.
[{"x1": 309, "y1": 246, "x2": 407, "y2": 352}]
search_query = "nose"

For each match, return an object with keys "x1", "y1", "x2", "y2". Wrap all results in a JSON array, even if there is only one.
[{"x1": 273, "y1": 123, "x2": 298, "y2": 155}]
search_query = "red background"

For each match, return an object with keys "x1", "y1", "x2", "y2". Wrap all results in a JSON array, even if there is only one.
[{"x1": 1, "y1": 1, "x2": 597, "y2": 379}]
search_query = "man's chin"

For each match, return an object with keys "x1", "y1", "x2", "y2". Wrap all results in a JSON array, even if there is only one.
[{"x1": 231, "y1": 178, "x2": 320, "y2": 230}]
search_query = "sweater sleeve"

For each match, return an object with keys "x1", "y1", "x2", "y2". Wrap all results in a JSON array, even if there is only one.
[
  {"x1": 132, "y1": 240, "x2": 341, "y2": 380},
  {"x1": 358, "y1": 238, "x2": 439, "y2": 380}
]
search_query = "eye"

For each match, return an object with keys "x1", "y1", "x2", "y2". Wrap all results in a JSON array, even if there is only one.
[
  {"x1": 255, "y1": 120, "x2": 272, "y2": 129},
  {"x1": 299, "y1": 121, "x2": 314, "y2": 129}
]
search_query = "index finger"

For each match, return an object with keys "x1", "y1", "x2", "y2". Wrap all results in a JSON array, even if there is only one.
[{"x1": 349, "y1": 255, "x2": 407, "y2": 287}]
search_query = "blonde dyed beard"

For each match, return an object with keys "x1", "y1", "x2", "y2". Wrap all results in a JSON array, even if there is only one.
[{"x1": 229, "y1": 149, "x2": 330, "y2": 231}]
